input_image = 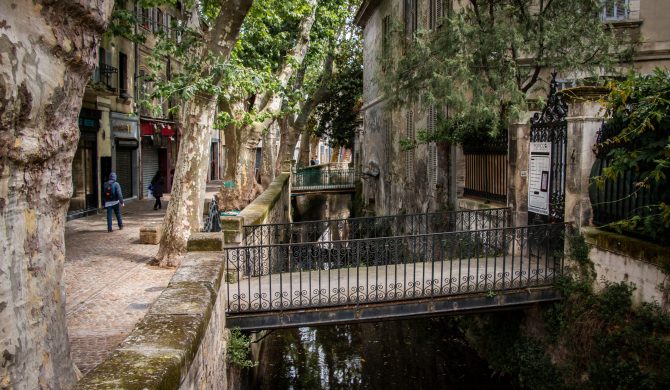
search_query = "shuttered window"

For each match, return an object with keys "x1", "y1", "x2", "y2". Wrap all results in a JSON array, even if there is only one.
[
  {"x1": 427, "y1": 105, "x2": 438, "y2": 191},
  {"x1": 405, "y1": 110, "x2": 415, "y2": 177},
  {"x1": 382, "y1": 15, "x2": 391, "y2": 70},
  {"x1": 428, "y1": 0, "x2": 445, "y2": 30},
  {"x1": 384, "y1": 114, "x2": 393, "y2": 170},
  {"x1": 405, "y1": 0, "x2": 418, "y2": 39}
]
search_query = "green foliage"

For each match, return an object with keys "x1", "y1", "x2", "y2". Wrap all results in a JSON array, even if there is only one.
[
  {"x1": 593, "y1": 69, "x2": 670, "y2": 239},
  {"x1": 227, "y1": 328, "x2": 257, "y2": 368},
  {"x1": 567, "y1": 232, "x2": 596, "y2": 282},
  {"x1": 313, "y1": 36, "x2": 362, "y2": 148},
  {"x1": 469, "y1": 277, "x2": 670, "y2": 389},
  {"x1": 381, "y1": 0, "x2": 634, "y2": 143}
]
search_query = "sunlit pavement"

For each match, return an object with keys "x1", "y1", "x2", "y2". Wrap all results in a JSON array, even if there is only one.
[{"x1": 64, "y1": 198, "x2": 175, "y2": 375}]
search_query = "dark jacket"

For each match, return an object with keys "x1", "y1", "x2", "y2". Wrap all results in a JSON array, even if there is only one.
[{"x1": 151, "y1": 176, "x2": 165, "y2": 197}]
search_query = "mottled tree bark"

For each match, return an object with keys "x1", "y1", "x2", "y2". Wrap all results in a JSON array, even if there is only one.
[
  {"x1": 226, "y1": 0, "x2": 318, "y2": 201},
  {"x1": 0, "y1": 1, "x2": 113, "y2": 388},
  {"x1": 155, "y1": 0, "x2": 253, "y2": 267}
]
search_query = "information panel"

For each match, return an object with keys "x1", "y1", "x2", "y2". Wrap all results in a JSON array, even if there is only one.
[{"x1": 528, "y1": 142, "x2": 551, "y2": 215}]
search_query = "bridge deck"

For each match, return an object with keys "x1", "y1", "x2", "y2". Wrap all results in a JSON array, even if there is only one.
[
  {"x1": 226, "y1": 223, "x2": 565, "y2": 330},
  {"x1": 226, "y1": 255, "x2": 559, "y2": 329}
]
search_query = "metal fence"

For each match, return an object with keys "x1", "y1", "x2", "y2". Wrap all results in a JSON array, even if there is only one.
[
  {"x1": 292, "y1": 168, "x2": 357, "y2": 191},
  {"x1": 226, "y1": 223, "x2": 566, "y2": 313},
  {"x1": 590, "y1": 122, "x2": 668, "y2": 239},
  {"x1": 243, "y1": 208, "x2": 511, "y2": 246},
  {"x1": 463, "y1": 133, "x2": 508, "y2": 203}
]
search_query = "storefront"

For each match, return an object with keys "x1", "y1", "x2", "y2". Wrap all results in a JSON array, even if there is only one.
[
  {"x1": 140, "y1": 117, "x2": 179, "y2": 198},
  {"x1": 68, "y1": 108, "x2": 101, "y2": 218},
  {"x1": 210, "y1": 129, "x2": 221, "y2": 181},
  {"x1": 111, "y1": 113, "x2": 139, "y2": 200}
]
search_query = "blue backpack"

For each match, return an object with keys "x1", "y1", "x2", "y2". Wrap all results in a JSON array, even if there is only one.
[{"x1": 104, "y1": 182, "x2": 116, "y2": 202}]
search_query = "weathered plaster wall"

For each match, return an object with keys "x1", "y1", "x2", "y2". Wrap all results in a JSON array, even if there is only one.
[
  {"x1": 359, "y1": 0, "x2": 453, "y2": 217},
  {"x1": 584, "y1": 227, "x2": 669, "y2": 307}
]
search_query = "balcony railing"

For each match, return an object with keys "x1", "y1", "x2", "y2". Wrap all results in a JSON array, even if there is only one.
[{"x1": 91, "y1": 64, "x2": 118, "y2": 93}]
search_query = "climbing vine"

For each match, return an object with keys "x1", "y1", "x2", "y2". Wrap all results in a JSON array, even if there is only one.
[{"x1": 465, "y1": 234, "x2": 670, "y2": 389}]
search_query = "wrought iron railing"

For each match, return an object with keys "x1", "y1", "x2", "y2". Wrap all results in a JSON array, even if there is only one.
[
  {"x1": 292, "y1": 168, "x2": 357, "y2": 191},
  {"x1": 243, "y1": 208, "x2": 511, "y2": 246},
  {"x1": 226, "y1": 223, "x2": 566, "y2": 313},
  {"x1": 97, "y1": 64, "x2": 117, "y2": 91}
]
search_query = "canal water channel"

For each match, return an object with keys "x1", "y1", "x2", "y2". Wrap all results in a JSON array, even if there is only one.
[{"x1": 239, "y1": 194, "x2": 512, "y2": 389}]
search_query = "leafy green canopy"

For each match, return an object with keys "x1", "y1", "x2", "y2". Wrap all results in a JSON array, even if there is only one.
[
  {"x1": 314, "y1": 35, "x2": 363, "y2": 149},
  {"x1": 381, "y1": 0, "x2": 633, "y2": 144},
  {"x1": 593, "y1": 69, "x2": 670, "y2": 238}
]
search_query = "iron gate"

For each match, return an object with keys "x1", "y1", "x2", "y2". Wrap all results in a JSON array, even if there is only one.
[{"x1": 528, "y1": 73, "x2": 568, "y2": 225}]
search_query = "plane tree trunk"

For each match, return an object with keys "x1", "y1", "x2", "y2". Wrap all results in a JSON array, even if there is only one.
[
  {"x1": 0, "y1": 1, "x2": 113, "y2": 388},
  {"x1": 155, "y1": 0, "x2": 253, "y2": 267}
]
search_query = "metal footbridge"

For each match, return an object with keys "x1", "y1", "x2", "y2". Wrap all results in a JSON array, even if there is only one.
[
  {"x1": 225, "y1": 208, "x2": 566, "y2": 330},
  {"x1": 291, "y1": 167, "x2": 357, "y2": 193}
]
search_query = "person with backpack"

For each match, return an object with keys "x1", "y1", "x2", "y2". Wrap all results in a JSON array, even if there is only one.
[
  {"x1": 103, "y1": 172, "x2": 124, "y2": 232},
  {"x1": 149, "y1": 171, "x2": 164, "y2": 210}
]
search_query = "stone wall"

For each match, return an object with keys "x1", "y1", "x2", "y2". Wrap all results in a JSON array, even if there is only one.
[
  {"x1": 76, "y1": 174, "x2": 292, "y2": 389},
  {"x1": 75, "y1": 242, "x2": 229, "y2": 389},
  {"x1": 583, "y1": 227, "x2": 669, "y2": 307}
]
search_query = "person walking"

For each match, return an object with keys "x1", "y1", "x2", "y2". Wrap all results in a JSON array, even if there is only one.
[
  {"x1": 150, "y1": 171, "x2": 165, "y2": 210},
  {"x1": 103, "y1": 172, "x2": 124, "y2": 232}
]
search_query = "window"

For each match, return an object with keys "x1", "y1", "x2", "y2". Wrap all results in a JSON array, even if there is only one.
[
  {"x1": 428, "y1": 0, "x2": 445, "y2": 30},
  {"x1": 118, "y1": 52, "x2": 128, "y2": 95},
  {"x1": 382, "y1": 15, "x2": 391, "y2": 61},
  {"x1": 405, "y1": 0, "x2": 418, "y2": 39},
  {"x1": 602, "y1": 0, "x2": 628, "y2": 21},
  {"x1": 384, "y1": 114, "x2": 393, "y2": 170},
  {"x1": 156, "y1": 9, "x2": 164, "y2": 33},
  {"x1": 427, "y1": 105, "x2": 438, "y2": 191},
  {"x1": 140, "y1": 8, "x2": 151, "y2": 30},
  {"x1": 405, "y1": 110, "x2": 415, "y2": 177}
]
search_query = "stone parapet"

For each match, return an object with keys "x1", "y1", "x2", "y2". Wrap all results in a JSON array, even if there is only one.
[
  {"x1": 187, "y1": 233, "x2": 224, "y2": 252},
  {"x1": 76, "y1": 251, "x2": 228, "y2": 389}
]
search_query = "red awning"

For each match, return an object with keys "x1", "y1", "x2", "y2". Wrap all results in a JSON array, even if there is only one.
[
  {"x1": 161, "y1": 125, "x2": 174, "y2": 137},
  {"x1": 140, "y1": 122, "x2": 153, "y2": 136}
]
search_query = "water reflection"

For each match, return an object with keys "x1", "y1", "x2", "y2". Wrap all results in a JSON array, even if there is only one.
[{"x1": 245, "y1": 317, "x2": 511, "y2": 389}]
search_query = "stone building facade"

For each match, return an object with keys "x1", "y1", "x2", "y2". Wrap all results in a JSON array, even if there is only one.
[
  {"x1": 68, "y1": 1, "x2": 229, "y2": 218},
  {"x1": 354, "y1": 0, "x2": 670, "y2": 217}
]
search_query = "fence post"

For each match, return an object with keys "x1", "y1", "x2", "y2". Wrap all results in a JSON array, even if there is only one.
[{"x1": 561, "y1": 87, "x2": 608, "y2": 229}]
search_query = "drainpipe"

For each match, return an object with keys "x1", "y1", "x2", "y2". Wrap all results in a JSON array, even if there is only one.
[{"x1": 134, "y1": 0, "x2": 143, "y2": 199}]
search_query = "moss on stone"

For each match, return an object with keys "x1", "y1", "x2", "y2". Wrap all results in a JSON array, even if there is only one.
[
  {"x1": 582, "y1": 227, "x2": 670, "y2": 272},
  {"x1": 187, "y1": 233, "x2": 224, "y2": 252},
  {"x1": 150, "y1": 283, "x2": 214, "y2": 317},
  {"x1": 75, "y1": 350, "x2": 183, "y2": 390},
  {"x1": 171, "y1": 254, "x2": 224, "y2": 292},
  {"x1": 239, "y1": 173, "x2": 289, "y2": 226},
  {"x1": 76, "y1": 314, "x2": 208, "y2": 390}
]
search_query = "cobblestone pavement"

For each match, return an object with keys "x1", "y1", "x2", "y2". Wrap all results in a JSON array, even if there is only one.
[{"x1": 64, "y1": 198, "x2": 175, "y2": 375}]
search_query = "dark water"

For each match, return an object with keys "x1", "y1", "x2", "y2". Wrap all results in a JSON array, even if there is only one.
[
  {"x1": 241, "y1": 194, "x2": 511, "y2": 389},
  {"x1": 243, "y1": 317, "x2": 512, "y2": 390}
]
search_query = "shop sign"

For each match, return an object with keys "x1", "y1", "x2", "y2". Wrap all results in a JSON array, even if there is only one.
[{"x1": 112, "y1": 117, "x2": 138, "y2": 139}]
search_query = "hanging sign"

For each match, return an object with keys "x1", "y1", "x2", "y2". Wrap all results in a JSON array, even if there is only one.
[{"x1": 528, "y1": 142, "x2": 551, "y2": 215}]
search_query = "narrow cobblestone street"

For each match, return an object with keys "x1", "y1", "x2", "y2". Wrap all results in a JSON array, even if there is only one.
[{"x1": 64, "y1": 199, "x2": 175, "y2": 374}]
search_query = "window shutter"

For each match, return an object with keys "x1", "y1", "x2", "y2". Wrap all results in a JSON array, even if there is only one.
[
  {"x1": 427, "y1": 105, "x2": 438, "y2": 190},
  {"x1": 385, "y1": 114, "x2": 393, "y2": 171},
  {"x1": 436, "y1": 0, "x2": 444, "y2": 27},
  {"x1": 405, "y1": 110, "x2": 415, "y2": 177},
  {"x1": 428, "y1": 0, "x2": 435, "y2": 30}
]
